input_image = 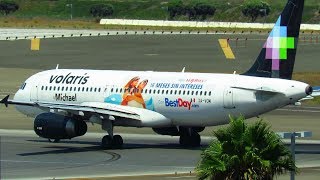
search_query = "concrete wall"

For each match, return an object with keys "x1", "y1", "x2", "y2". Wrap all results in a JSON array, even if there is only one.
[{"x1": 100, "y1": 19, "x2": 320, "y2": 31}]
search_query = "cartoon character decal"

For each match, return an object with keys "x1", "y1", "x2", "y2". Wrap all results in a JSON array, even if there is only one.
[{"x1": 104, "y1": 77, "x2": 155, "y2": 111}]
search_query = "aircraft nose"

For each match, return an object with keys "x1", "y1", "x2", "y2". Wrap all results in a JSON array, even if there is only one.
[{"x1": 305, "y1": 85, "x2": 313, "y2": 95}]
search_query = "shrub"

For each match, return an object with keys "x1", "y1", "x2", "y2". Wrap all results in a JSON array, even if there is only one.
[
  {"x1": 90, "y1": 4, "x2": 114, "y2": 18},
  {"x1": 0, "y1": 1, "x2": 19, "y2": 15},
  {"x1": 167, "y1": 0, "x2": 184, "y2": 20},
  {"x1": 194, "y1": 2, "x2": 216, "y2": 21},
  {"x1": 242, "y1": 0, "x2": 270, "y2": 22}
]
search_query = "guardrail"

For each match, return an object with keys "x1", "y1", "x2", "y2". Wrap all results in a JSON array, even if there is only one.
[{"x1": 100, "y1": 19, "x2": 320, "y2": 31}]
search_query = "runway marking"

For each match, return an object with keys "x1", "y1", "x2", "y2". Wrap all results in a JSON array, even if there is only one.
[
  {"x1": 30, "y1": 38, "x2": 40, "y2": 51},
  {"x1": 218, "y1": 39, "x2": 235, "y2": 59},
  {"x1": 144, "y1": 53, "x2": 159, "y2": 56}
]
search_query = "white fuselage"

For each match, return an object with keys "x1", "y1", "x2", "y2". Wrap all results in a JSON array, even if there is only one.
[{"x1": 14, "y1": 69, "x2": 309, "y2": 127}]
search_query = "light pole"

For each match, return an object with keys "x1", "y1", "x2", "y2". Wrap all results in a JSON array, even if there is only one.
[
  {"x1": 277, "y1": 131, "x2": 312, "y2": 180},
  {"x1": 66, "y1": 3, "x2": 73, "y2": 20}
]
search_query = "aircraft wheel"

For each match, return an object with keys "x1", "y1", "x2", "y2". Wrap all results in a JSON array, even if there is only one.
[
  {"x1": 112, "y1": 135, "x2": 123, "y2": 149},
  {"x1": 190, "y1": 133, "x2": 201, "y2": 147},
  {"x1": 101, "y1": 135, "x2": 112, "y2": 149},
  {"x1": 179, "y1": 135, "x2": 189, "y2": 146},
  {"x1": 179, "y1": 133, "x2": 201, "y2": 147}
]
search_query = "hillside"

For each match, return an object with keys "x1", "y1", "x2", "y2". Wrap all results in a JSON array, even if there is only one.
[{"x1": 1, "y1": 0, "x2": 319, "y2": 24}]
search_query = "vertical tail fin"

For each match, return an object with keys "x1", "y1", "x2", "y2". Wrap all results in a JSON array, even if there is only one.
[{"x1": 242, "y1": 0, "x2": 304, "y2": 80}]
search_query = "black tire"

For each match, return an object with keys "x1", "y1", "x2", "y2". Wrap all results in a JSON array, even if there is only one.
[
  {"x1": 101, "y1": 135, "x2": 112, "y2": 149},
  {"x1": 191, "y1": 133, "x2": 201, "y2": 147},
  {"x1": 179, "y1": 133, "x2": 201, "y2": 147},
  {"x1": 112, "y1": 135, "x2": 123, "y2": 149},
  {"x1": 179, "y1": 135, "x2": 188, "y2": 147}
]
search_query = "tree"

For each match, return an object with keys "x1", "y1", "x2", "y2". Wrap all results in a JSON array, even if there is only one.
[
  {"x1": 167, "y1": 0, "x2": 184, "y2": 20},
  {"x1": 196, "y1": 116, "x2": 296, "y2": 180},
  {"x1": 184, "y1": 4, "x2": 196, "y2": 21},
  {"x1": 0, "y1": 1, "x2": 19, "y2": 15},
  {"x1": 89, "y1": 4, "x2": 114, "y2": 18},
  {"x1": 242, "y1": 0, "x2": 270, "y2": 22},
  {"x1": 194, "y1": 3, "x2": 216, "y2": 21}
]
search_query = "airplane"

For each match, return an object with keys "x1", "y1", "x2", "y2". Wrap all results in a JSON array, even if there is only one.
[{"x1": 0, "y1": 0, "x2": 312, "y2": 149}]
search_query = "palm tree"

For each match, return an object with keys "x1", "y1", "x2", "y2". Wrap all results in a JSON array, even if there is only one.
[{"x1": 196, "y1": 116, "x2": 296, "y2": 180}]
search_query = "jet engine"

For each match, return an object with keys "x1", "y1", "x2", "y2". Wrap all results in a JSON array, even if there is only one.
[{"x1": 34, "y1": 113, "x2": 87, "y2": 139}]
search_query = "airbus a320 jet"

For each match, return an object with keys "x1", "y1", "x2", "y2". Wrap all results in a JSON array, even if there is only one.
[{"x1": 1, "y1": 0, "x2": 312, "y2": 149}]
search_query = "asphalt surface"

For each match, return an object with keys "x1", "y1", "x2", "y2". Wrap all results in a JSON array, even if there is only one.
[
  {"x1": 0, "y1": 34, "x2": 319, "y2": 72},
  {"x1": 1, "y1": 129, "x2": 320, "y2": 180}
]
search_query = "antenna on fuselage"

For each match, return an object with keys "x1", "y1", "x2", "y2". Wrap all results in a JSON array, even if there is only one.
[
  {"x1": 56, "y1": 64, "x2": 59, "y2": 69},
  {"x1": 181, "y1": 67, "x2": 185, "y2": 73}
]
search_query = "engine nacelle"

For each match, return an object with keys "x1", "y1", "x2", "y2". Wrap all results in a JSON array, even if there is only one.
[
  {"x1": 152, "y1": 126, "x2": 205, "y2": 136},
  {"x1": 34, "y1": 113, "x2": 87, "y2": 139}
]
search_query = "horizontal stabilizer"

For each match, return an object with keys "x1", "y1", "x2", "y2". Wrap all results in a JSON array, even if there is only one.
[{"x1": 0, "y1": 95, "x2": 9, "y2": 107}]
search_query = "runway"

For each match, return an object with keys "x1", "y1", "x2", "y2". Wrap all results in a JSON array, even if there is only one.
[
  {"x1": 1, "y1": 129, "x2": 320, "y2": 179},
  {"x1": 0, "y1": 34, "x2": 319, "y2": 72}
]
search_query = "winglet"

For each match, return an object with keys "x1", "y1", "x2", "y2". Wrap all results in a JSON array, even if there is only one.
[{"x1": 0, "y1": 95, "x2": 9, "y2": 107}]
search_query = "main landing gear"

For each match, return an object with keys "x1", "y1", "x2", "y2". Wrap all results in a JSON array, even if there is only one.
[
  {"x1": 101, "y1": 119, "x2": 123, "y2": 149},
  {"x1": 101, "y1": 134, "x2": 123, "y2": 149},
  {"x1": 179, "y1": 127, "x2": 201, "y2": 147}
]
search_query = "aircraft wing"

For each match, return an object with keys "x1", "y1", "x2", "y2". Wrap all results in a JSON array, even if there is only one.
[{"x1": 0, "y1": 95, "x2": 170, "y2": 127}]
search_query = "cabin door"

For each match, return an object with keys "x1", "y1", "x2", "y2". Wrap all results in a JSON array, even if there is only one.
[{"x1": 223, "y1": 88, "x2": 235, "y2": 109}]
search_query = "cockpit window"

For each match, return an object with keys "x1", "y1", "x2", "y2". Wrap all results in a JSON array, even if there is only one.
[{"x1": 20, "y1": 83, "x2": 27, "y2": 90}]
